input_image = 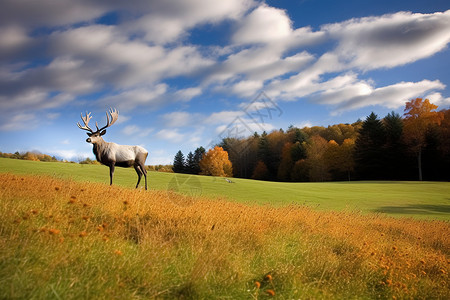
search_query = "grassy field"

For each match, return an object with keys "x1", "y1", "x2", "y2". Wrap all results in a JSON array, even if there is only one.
[
  {"x1": 1, "y1": 157, "x2": 449, "y2": 220},
  {"x1": 0, "y1": 173, "x2": 449, "y2": 299}
]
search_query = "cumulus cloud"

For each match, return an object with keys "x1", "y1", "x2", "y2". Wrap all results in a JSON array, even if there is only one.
[
  {"x1": 0, "y1": 1, "x2": 449, "y2": 134},
  {"x1": 162, "y1": 111, "x2": 198, "y2": 127},
  {"x1": 325, "y1": 10, "x2": 450, "y2": 70},
  {"x1": 155, "y1": 128, "x2": 184, "y2": 143},
  {"x1": 121, "y1": 125, "x2": 153, "y2": 137},
  {"x1": 126, "y1": 0, "x2": 255, "y2": 44},
  {"x1": 99, "y1": 84, "x2": 168, "y2": 111},
  {"x1": 320, "y1": 79, "x2": 446, "y2": 114}
]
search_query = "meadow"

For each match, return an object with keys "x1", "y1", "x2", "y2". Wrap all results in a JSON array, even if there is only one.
[
  {"x1": 1, "y1": 157, "x2": 450, "y2": 220},
  {"x1": 0, "y1": 172, "x2": 449, "y2": 299}
]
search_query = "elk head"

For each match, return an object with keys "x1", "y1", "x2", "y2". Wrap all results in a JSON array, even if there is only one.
[{"x1": 77, "y1": 108, "x2": 119, "y2": 144}]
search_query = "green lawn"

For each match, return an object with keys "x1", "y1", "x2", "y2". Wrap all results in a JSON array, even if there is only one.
[{"x1": 1, "y1": 157, "x2": 449, "y2": 220}]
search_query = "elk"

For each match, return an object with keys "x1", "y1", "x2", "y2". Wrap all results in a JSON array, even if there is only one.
[{"x1": 77, "y1": 108, "x2": 148, "y2": 190}]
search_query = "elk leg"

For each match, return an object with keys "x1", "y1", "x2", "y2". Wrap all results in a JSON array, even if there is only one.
[
  {"x1": 140, "y1": 163, "x2": 148, "y2": 190},
  {"x1": 134, "y1": 164, "x2": 143, "y2": 189},
  {"x1": 109, "y1": 163, "x2": 115, "y2": 185}
]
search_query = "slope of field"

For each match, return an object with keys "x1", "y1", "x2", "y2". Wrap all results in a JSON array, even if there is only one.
[
  {"x1": 1, "y1": 158, "x2": 450, "y2": 220},
  {"x1": 0, "y1": 173, "x2": 449, "y2": 299}
]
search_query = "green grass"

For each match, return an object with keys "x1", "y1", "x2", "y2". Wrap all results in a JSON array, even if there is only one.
[
  {"x1": 1, "y1": 173, "x2": 449, "y2": 299},
  {"x1": 1, "y1": 157, "x2": 449, "y2": 220}
]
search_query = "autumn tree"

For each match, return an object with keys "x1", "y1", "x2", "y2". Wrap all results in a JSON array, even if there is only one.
[
  {"x1": 277, "y1": 142, "x2": 294, "y2": 181},
  {"x1": 325, "y1": 139, "x2": 355, "y2": 181},
  {"x1": 403, "y1": 98, "x2": 444, "y2": 181},
  {"x1": 252, "y1": 160, "x2": 270, "y2": 181},
  {"x1": 305, "y1": 135, "x2": 330, "y2": 181},
  {"x1": 199, "y1": 146, "x2": 233, "y2": 177}
]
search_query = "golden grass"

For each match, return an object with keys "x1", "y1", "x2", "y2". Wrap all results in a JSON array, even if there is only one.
[{"x1": 0, "y1": 173, "x2": 449, "y2": 299}]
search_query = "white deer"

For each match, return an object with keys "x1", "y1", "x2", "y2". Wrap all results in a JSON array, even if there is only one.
[{"x1": 77, "y1": 108, "x2": 148, "y2": 190}]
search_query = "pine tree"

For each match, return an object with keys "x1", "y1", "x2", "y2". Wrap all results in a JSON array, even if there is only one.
[
  {"x1": 383, "y1": 111, "x2": 410, "y2": 179},
  {"x1": 185, "y1": 152, "x2": 195, "y2": 174},
  {"x1": 172, "y1": 150, "x2": 185, "y2": 173},
  {"x1": 354, "y1": 112, "x2": 386, "y2": 179},
  {"x1": 192, "y1": 147, "x2": 205, "y2": 174}
]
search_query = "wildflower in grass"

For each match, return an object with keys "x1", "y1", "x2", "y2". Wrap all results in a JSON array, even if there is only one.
[
  {"x1": 31, "y1": 209, "x2": 38, "y2": 215},
  {"x1": 421, "y1": 270, "x2": 426, "y2": 275},
  {"x1": 420, "y1": 259, "x2": 425, "y2": 264},
  {"x1": 265, "y1": 274, "x2": 273, "y2": 281},
  {"x1": 114, "y1": 250, "x2": 123, "y2": 256},
  {"x1": 254, "y1": 281, "x2": 261, "y2": 289},
  {"x1": 48, "y1": 228, "x2": 60, "y2": 235},
  {"x1": 266, "y1": 289, "x2": 275, "y2": 296},
  {"x1": 386, "y1": 279, "x2": 392, "y2": 286},
  {"x1": 439, "y1": 269, "x2": 446, "y2": 275},
  {"x1": 79, "y1": 231, "x2": 87, "y2": 237}
]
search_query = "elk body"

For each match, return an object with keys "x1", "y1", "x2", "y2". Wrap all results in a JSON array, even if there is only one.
[{"x1": 77, "y1": 108, "x2": 148, "y2": 190}]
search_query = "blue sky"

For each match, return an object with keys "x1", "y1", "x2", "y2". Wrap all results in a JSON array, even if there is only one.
[{"x1": 1, "y1": 0, "x2": 449, "y2": 164}]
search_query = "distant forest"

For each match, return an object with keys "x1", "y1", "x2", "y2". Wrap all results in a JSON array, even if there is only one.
[{"x1": 175, "y1": 98, "x2": 450, "y2": 181}]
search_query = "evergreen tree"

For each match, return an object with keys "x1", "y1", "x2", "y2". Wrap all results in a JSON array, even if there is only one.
[
  {"x1": 193, "y1": 147, "x2": 206, "y2": 174},
  {"x1": 354, "y1": 112, "x2": 386, "y2": 179},
  {"x1": 383, "y1": 112, "x2": 411, "y2": 179},
  {"x1": 172, "y1": 150, "x2": 185, "y2": 173},
  {"x1": 185, "y1": 151, "x2": 195, "y2": 174}
]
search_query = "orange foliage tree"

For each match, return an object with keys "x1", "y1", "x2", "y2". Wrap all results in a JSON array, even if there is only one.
[
  {"x1": 252, "y1": 160, "x2": 270, "y2": 180},
  {"x1": 199, "y1": 146, "x2": 233, "y2": 177},
  {"x1": 403, "y1": 98, "x2": 444, "y2": 180}
]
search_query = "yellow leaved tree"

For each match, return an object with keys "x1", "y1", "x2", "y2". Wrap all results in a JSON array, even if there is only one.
[
  {"x1": 403, "y1": 98, "x2": 444, "y2": 180},
  {"x1": 199, "y1": 146, "x2": 233, "y2": 177}
]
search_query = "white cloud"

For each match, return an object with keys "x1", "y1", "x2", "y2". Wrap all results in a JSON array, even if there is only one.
[
  {"x1": 0, "y1": 0, "x2": 107, "y2": 28},
  {"x1": 174, "y1": 87, "x2": 202, "y2": 102},
  {"x1": 0, "y1": 1, "x2": 449, "y2": 136},
  {"x1": 0, "y1": 113, "x2": 37, "y2": 131},
  {"x1": 325, "y1": 10, "x2": 450, "y2": 70},
  {"x1": 0, "y1": 26, "x2": 31, "y2": 56},
  {"x1": 204, "y1": 111, "x2": 245, "y2": 125},
  {"x1": 126, "y1": 0, "x2": 255, "y2": 44},
  {"x1": 326, "y1": 79, "x2": 446, "y2": 113},
  {"x1": 121, "y1": 125, "x2": 153, "y2": 137},
  {"x1": 155, "y1": 128, "x2": 184, "y2": 143},
  {"x1": 233, "y1": 4, "x2": 292, "y2": 44},
  {"x1": 162, "y1": 111, "x2": 197, "y2": 128},
  {"x1": 425, "y1": 92, "x2": 450, "y2": 108},
  {"x1": 100, "y1": 84, "x2": 168, "y2": 111}
]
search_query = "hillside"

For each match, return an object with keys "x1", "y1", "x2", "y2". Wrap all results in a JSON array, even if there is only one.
[{"x1": 1, "y1": 158, "x2": 449, "y2": 220}]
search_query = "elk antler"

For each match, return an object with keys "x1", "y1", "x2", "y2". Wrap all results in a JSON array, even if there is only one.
[
  {"x1": 77, "y1": 112, "x2": 94, "y2": 133},
  {"x1": 96, "y1": 108, "x2": 119, "y2": 132}
]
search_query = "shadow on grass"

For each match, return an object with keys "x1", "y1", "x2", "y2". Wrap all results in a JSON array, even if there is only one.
[{"x1": 374, "y1": 204, "x2": 450, "y2": 215}]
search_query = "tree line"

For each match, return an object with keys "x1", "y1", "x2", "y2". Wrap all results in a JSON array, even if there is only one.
[
  {"x1": 0, "y1": 151, "x2": 59, "y2": 162},
  {"x1": 174, "y1": 98, "x2": 450, "y2": 181}
]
